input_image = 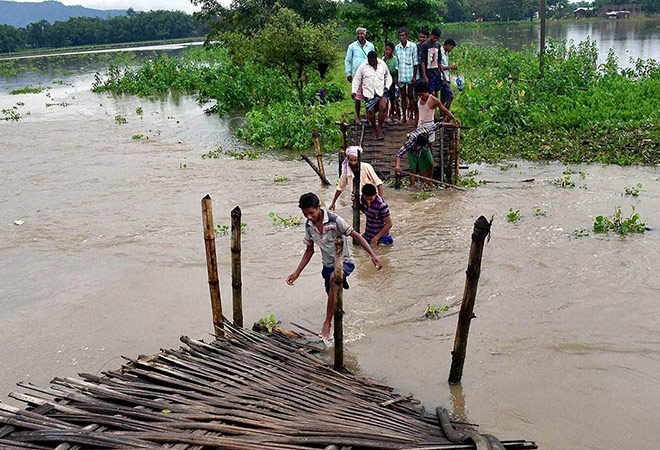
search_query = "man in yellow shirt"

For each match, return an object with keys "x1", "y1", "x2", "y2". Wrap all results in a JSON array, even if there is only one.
[{"x1": 329, "y1": 146, "x2": 383, "y2": 211}]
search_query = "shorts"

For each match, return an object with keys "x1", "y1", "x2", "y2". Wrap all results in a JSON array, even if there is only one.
[
  {"x1": 354, "y1": 82, "x2": 364, "y2": 101},
  {"x1": 440, "y1": 80, "x2": 454, "y2": 103},
  {"x1": 420, "y1": 121, "x2": 436, "y2": 143},
  {"x1": 427, "y1": 75, "x2": 443, "y2": 94},
  {"x1": 363, "y1": 233, "x2": 394, "y2": 245},
  {"x1": 364, "y1": 93, "x2": 388, "y2": 113},
  {"x1": 321, "y1": 261, "x2": 355, "y2": 293},
  {"x1": 408, "y1": 149, "x2": 434, "y2": 175}
]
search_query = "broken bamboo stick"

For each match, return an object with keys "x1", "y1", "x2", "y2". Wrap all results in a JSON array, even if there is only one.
[
  {"x1": 230, "y1": 206, "x2": 243, "y2": 328},
  {"x1": 448, "y1": 216, "x2": 492, "y2": 384},
  {"x1": 312, "y1": 130, "x2": 327, "y2": 181},
  {"x1": 201, "y1": 194, "x2": 223, "y2": 335},
  {"x1": 352, "y1": 149, "x2": 361, "y2": 244},
  {"x1": 398, "y1": 170, "x2": 466, "y2": 191},
  {"x1": 333, "y1": 237, "x2": 344, "y2": 371},
  {"x1": 300, "y1": 154, "x2": 331, "y2": 186}
]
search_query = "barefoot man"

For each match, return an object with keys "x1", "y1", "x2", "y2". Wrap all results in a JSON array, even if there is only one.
[
  {"x1": 352, "y1": 51, "x2": 392, "y2": 139},
  {"x1": 344, "y1": 27, "x2": 375, "y2": 125},
  {"x1": 287, "y1": 192, "x2": 382, "y2": 339}
]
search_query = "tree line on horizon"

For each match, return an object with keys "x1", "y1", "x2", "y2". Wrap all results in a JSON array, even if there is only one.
[{"x1": 0, "y1": 9, "x2": 205, "y2": 53}]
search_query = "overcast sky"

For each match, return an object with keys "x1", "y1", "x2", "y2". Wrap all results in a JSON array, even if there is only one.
[{"x1": 7, "y1": 0, "x2": 232, "y2": 13}]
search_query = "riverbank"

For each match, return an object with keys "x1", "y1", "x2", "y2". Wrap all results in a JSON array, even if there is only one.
[
  {"x1": 90, "y1": 40, "x2": 660, "y2": 166},
  {"x1": 0, "y1": 36, "x2": 203, "y2": 61},
  {"x1": 441, "y1": 15, "x2": 658, "y2": 30}
]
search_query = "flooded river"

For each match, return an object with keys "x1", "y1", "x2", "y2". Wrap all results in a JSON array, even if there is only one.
[{"x1": 2, "y1": 24, "x2": 660, "y2": 449}]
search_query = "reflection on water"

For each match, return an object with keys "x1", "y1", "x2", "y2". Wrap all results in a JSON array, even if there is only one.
[
  {"x1": 1, "y1": 26, "x2": 660, "y2": 450},
  {"x1": 449, "y1": 18, "x2": 660, "y2": 65}
]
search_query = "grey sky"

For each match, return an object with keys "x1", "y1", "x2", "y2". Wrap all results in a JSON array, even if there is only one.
[{"x1": 7, "y1": 0, "x2": 233, "y2": 13}]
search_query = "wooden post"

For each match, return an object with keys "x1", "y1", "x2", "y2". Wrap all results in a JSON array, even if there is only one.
[
  {"x1": 439, "y1": 126, "x2": 445, "y2": 183},
  {"x1": 352, "y1": 149, "x2": 361, "y2": 244},
  {"x1": 339, "y1": 123, "x2": 348, "y2": 178},
  {"x1": 539, "y1": 0, "x2": 546, "y2": 78},
  {"x1": 201, "y1": 194, "x2": 223, "y2": 336},
  {"x1": 333, "y1": 237, "x2": 344, "y2": 371},
  {"x1": 312, "y1": 130, "x2": 327, "y2": 180},
  {"x1": 230, "y1": 206, "x2": 243, "y2": 328},
  {"x1": 448, "y1": 216, "x2": 492, "y2": 384},
  {"x1": 301, "y1": 154, "x2": 331, "y2": 186},
  {"x1": 454, "y1": 128, "x2": 461, "y2": 183}
]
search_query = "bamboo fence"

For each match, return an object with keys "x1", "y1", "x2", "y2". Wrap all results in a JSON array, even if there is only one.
[{"x1": 0, "y1": 324, "x2": 536, "y2": 449}]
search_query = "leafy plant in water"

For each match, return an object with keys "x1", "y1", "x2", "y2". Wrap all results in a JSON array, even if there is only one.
[
  {"x1": 214, "y1": 225, "x2": 229, "y2": 236},
  {"x1": 10, "y1": 85, "x2": 48, "y2": 95},
  {"x1": 1, "y1": 108, "x2": 21, "y2": 121},
  {"x1": 135, "y1": 106, "x2": 143, "y2": 116},
  {"x1": 553, "y1": 175, "x2": 575, "y2": 189},
  {"x1": 572, "y1": 227, "x2": 589, "y2": 238},
  {"x1": 274, "y1": 174, "x2": 290, "y2": 182},
  {"x1": 257, "y1": 314, "x2": 279, "y2": 333},
  {"x1": 132, "y1": 134, "x2": 146, "y2": 140},
  {"x1": 423, "y1": 304, "x2": 449, "y2": 320},
  {"x1": 411, "y1": 191, "x2": 434, "y2": 200},
  {"x1": 269, "y1": 212, "x2": 302, "y2": 227},
  {"x1": 506, "y1": 208, "x2": 521, "y2": 223},
  {"x1": 201, "y1": 148, "x2": 222, "y2": 159},
  {"x1": 179, "y1": 163, "x2": 187, "y2": 169},
  {"x1": 593, "y1": 205, "x2": 646, "y2": 237},
  {"x1": 114, "y1": 114, "x2": 127, "y2": 124},
  {"x1": 534, "y1": 208, "x2": 547, "y2": 217},
  {"x1": 223, "y1": 147, "x2": 260, "y2": 160},
  {"x1": 499, "y1": 163, "x2": 517, "y2": 171},
  {"x1": 623, "y1": 183, "x2": 643, "y2": 197}
]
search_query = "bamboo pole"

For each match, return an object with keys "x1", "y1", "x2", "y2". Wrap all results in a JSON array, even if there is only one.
[
  {"x1": 398, "y1": 170, "x2": 466, "y2": 191},
  {"x1": 448, "y1": 216, "x2": 492, "y2": 384},
  {"x1": 352, "y1": 149, "x2": 361, "y2": 244},
  {"x1": 300, "y1": 154, "x2": 331, "y2": 186},
  {"x1": 312, "y1": 130, "x2": 327, "y2": 181},
  {"x1": 230, "y1": 206, "x2": 243, "y2": 328},
  {"x1": 454, "y1": 128, "x2": 461, "y2": 183},
  {"x1": 333, "y1": 237, "x2": 344, "y2": 371},
  {"x1": 540, "y1": 0, "x2": 547, "y2": 78},
  {"x1": 201, "y1": 194, "x2": 223, "y2": 336}
]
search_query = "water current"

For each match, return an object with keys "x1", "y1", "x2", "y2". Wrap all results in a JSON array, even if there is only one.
[{"x1": 1, "y1": 20, "x2": 660, "y2": 449}]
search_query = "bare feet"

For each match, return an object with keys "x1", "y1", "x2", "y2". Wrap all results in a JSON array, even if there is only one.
[
  {"x1": 377, "y1": 129, "x2": 385, "y2": 139},
  {"x1": 355, "y1": 117, "x2": 361, "y2": 125},
  {"x1": 319, "y1": 322, "x2": 331, "y2": 340},
  {"x1": 372, "y1": 129, "x2": 379, "y2": 139}
]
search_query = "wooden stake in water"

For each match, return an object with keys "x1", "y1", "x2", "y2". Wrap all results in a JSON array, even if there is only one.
[
  {"x1": 448, "y1": 216, "x2": 492, "y2": 384},
  {"x1": 338, "y1": 122, "x2": 348, "y2": 178},
  {"x1": 352, "y1": 149, "x2": 361, "y2": 244},
  {"x1": 230, "y1": 205, "x2": 243, "y2": 328},
  {"x1": 201, "y1": 194, "x2": 223, "y2": 335},
  {"x1": 333, "y1": 237, "x2": 344, "y2": 371},
  {"x1": 312, "y1": 130, "x2": 326, "y2": 181}
]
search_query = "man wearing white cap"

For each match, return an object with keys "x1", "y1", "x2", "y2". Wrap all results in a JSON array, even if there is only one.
[
  {"x1": 344, "y1": 27, "x2": 375, "y2": 125},
  {"x1": 329, "y1": 146, "x2": 384, "y2": 211}
]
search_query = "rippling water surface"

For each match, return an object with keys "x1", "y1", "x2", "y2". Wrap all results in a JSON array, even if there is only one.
[{"x1": 1, "y1": 37, "x2": 660, "y2": 449}]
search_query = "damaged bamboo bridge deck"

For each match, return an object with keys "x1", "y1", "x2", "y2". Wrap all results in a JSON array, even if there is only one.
[{"x1": 0, "y1": 324, "x2": 536, "y2": 449}]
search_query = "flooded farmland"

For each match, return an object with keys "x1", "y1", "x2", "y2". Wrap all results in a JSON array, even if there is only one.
[{"x1": 2, "y1": 22, "x2": 660, "y2": 449}]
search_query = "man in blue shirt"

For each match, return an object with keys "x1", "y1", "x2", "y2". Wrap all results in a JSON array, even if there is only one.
[{"x1": 344, "y1": 27, "x2": 375, "y2": 125}]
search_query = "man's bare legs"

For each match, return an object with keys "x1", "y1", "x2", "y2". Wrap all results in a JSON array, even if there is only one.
[
  {"x1": 367, "y1": 97, "x2": 387, "y2": 139},
  {"x1": 320, "y1": 273, "x2": 336, "y2": 339},
  {"x1": 400, "y1": 84, "x2": 409, "y2": 123},
  {"x1": 354, "y1": 99, "x2": 362, "y2": 124}
]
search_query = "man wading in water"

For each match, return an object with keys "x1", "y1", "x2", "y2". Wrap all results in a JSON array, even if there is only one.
[
  {"x1": 329, "y1": 146, "x2": 384, "y2": 211},
  {"x1": 287, "y1": 193, "x2": 382, "y2": 340}
]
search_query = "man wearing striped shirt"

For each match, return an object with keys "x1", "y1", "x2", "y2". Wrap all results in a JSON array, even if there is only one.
[
  {"x1": 361, "y1": 183, "x2": 393, "y2": 246},
  {"x1": 395, "y1": 27, "x2": 418, "y2": 124}
]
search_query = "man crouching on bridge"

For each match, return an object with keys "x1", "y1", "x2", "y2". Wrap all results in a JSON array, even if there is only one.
[{"x1": 287, "y1": 193, "x2": 382, "y2": 339}]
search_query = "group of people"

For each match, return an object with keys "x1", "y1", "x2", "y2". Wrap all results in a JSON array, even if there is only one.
[
  {"x1": 345, "y1": 26, "x2": 461, "y2": 139},
  {"x1": 286, "y1": 25, "x2": 466, "y2": 339}
]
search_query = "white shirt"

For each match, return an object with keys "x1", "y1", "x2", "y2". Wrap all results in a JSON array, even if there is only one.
[{"x1": 351, "y1": 59, "x2": 393, "y2": 99}]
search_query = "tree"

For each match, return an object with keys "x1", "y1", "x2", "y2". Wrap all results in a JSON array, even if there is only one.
[
  {"x1": 223, "y1": 8, "x2": 338, "y2": 103},
  {"x1": 340, "y1": 0, "x2": 444, "y2": 46}
]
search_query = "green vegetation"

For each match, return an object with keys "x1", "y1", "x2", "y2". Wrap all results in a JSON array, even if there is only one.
[
  {"x1": 0, "y1": 10, "x2": 204, "y2": 54},
  {"x1": 623, "y1": 183, "x2": 643, "y2": 197},
  {"x1": 9, "y1": 85, "x2": 48, "y2": 95},
  {"x1": 553, "y1": 175, "x2": 576, "y2": 189},
  {"x1": 224, "y1": 148, "x2": 260, "y2": 160},
  {"x1": 201, "y1": 148, "x2": 221, "y2": 159},
  {"x1": 274, "y1": 174, "x2": 290, "y2": 182},
  {"x1": 423, "y1": 304, "x2": 449, "y2": 320},
  {"x1": 534, "y1": 208, "x2": 547, "y2": 217},
  {"x1": 114, "y1": 114, "x2": 127, "y2": 124},
  {"x1": 269, "y1": 212, "x2": 303, "y2": 227},
  {"x1": 455, "y1": 40, "x2": 660, "y2": 165},
  {"x1": 572, "y1": 227, "x2": 590, "y2": 238},
  {"x1": 593, "y1": 205, "x2": 646, "y2": 236},
  {"x1": 411, "y1": 191, "x2": 435, "y2": 200},
  {"x1": 256, "y1": 314, "x2": 279, "y2": 333},
  {"x1": 131, "y1": 134, "x2": 146, "y2": 140},
  {"x1": 135, "y1": 107, "x2": 143, "y2": 116},
  {"x1": 1, "y1": 107, "x2": 21, "y2": 121},
  {"x1": 506, "y1": 208, "x2": 521, "y2": 222},
  {"x1": 216, "y1": 222, "x2": 248, "y2": 235},
  {"x1": 179, "y1": 163, "x2": 188, "y2": 169}
]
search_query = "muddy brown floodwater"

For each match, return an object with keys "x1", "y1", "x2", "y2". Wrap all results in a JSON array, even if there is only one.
[{"x1": 2, "y1": 52, "x2": 660, "y2": 450}]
